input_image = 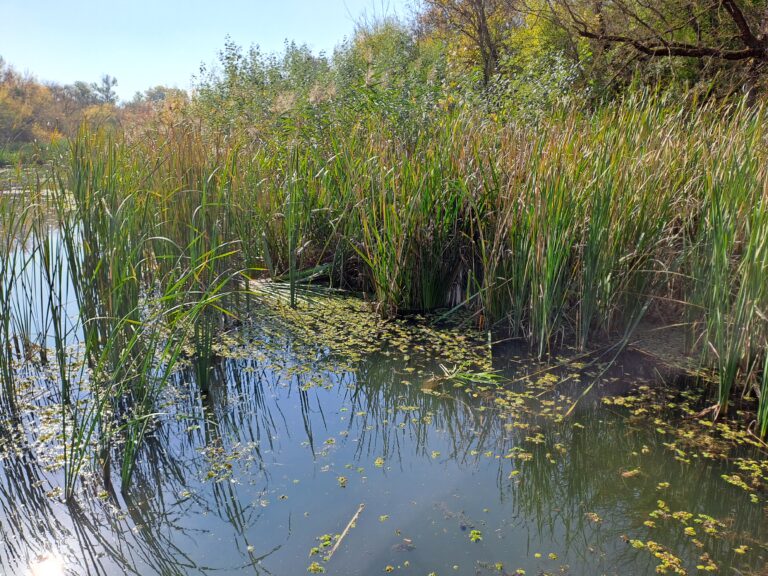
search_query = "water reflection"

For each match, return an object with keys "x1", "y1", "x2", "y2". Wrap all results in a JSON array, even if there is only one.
[
  {"x1": 0, "y1": 320, "x2": 766, "y2": 575},
  {"x1": 28, "y1": 553, "x2": 64, "y2": 576}
]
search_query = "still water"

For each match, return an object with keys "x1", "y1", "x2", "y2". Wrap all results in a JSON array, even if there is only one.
[{"x1": 1, "y1": 297, "x2": 766, "y2": 576}]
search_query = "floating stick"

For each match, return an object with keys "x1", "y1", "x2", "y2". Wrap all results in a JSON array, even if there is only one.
[{"x1": 326, "y1": 503, "x2": 365, "y2": 561}]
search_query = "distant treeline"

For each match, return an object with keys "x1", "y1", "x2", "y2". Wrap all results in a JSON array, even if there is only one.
[
  {"x1": 3, "y1": 0, "x2": 766, "y2": 161},
  {"x1": 0, "y1": 59, "x2": 187, "y2": 163}
]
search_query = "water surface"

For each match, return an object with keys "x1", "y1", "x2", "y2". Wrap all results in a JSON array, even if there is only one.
[{"x1": 1, "y1": 297, "x2": 766, "y2": 576}]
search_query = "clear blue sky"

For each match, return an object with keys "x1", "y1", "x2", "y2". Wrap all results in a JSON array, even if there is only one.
[{"x1": 0, "y1": 0, "x2": 412, "y2": 102}]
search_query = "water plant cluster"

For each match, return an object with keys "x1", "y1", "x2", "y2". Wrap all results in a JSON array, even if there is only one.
[
  {"x1": 193, "y1": 295, "x2": 768, "y2": 574},
  {"x1": 0, "y1": 127, "x2": 251, "y2": 499},
  {"x1": 1, "y1": 247, "x2": 766, "y2": 573}
]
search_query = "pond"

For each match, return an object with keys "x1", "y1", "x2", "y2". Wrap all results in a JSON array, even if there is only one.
[{"x1": 1, "y1": 295, "x2": 767, "y2": 576}]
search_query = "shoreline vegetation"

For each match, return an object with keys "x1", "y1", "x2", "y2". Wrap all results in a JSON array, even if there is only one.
[
  {"x1": 2, "y1": 95, "x2": 766, "y2": 495},
  {"x1": 2, "y1": 7, "x2": 768, "y2": 501}
]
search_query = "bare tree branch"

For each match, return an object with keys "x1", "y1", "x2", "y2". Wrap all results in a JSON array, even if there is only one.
[{"x1": 551, "y1": 0, "x2": 767, "y2": 63}]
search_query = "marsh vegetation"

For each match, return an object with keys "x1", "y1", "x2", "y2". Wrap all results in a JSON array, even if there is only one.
[{"x1": 1, "y1": 2, "x2": 768, "y2": 574}]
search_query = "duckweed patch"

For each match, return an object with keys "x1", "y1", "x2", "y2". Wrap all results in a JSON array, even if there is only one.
[{"x1": 0, "y1": 293, "x2": 767, "y2": 574}]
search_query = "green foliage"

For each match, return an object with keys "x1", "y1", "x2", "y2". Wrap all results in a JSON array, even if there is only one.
[
  {"x1": 494, "y1": 11, "x2": 588, "y2": 117},
  {"x1": 194, "y1": 36, "x2": 333, "y2": 133}
]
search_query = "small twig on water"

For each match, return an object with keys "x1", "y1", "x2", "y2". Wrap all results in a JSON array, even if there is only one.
[{"x1": 326, "y1": 503, "x2": 365, "y2": 562}]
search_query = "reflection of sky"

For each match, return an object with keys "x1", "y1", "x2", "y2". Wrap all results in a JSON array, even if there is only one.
[
  {"x1": 28, "y1": 553, "x2": 64, "y2": 576},
  {"x1": 1, "y1": 330, "x2": 767, "y2": 575},
  {"x1": 7, "y1": 227, "x2": 82, "y2": 350}
]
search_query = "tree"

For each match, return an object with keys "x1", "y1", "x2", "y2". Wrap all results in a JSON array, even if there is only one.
[
  {"x1": 0, "y1": 62, "x2": 55, "y2": 148},
  {"x1": 93, "y1": 74, "x2": 118, "y2": 104},
  {"x1": 548, "y1": 0, "x2": 768, "y2": 67},
  {"x1": 194, "y1": 37, "x2": 333, "y2": 132},
  {"x1": 69, "y1": 81, "x2": 100, "y2": 106},
  {"x1": 420, "y1": 0, "x2": 514, "y2": 84},
  {"x1": 130, "y1": 85, "x2": 188, "y2": 104}
]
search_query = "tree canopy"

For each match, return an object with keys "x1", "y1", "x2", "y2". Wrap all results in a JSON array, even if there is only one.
[{"x1": 2, "y1": 0, "x2": 767, "y2": 157}]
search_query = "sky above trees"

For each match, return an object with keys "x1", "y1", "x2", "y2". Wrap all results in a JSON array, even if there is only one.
[{"x1": 0, "y1": 0, "x2": 410, "y2": 101}]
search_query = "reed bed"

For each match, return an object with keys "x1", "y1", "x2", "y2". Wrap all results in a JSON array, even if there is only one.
[{"x1": 0, "y1": 96, "x2": 766, "y2": 499}]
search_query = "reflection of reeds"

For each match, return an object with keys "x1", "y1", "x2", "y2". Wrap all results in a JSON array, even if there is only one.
[
  {"x1": 0, "y1": 193, "x2": 37, "y2": 411},
  {"x1": 1, "y1": 285, "x2": 763, "y2": 574}
]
